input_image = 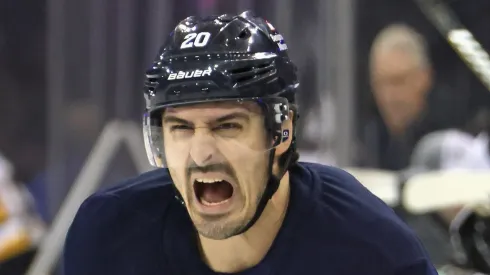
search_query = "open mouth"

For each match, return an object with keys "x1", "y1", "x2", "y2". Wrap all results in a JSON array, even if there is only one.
[{"x1": 193, "y1": 178, "x2": 234, "y2": 206}]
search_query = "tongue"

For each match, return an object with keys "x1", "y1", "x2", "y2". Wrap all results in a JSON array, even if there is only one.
[{"x1": 201, "y1": 181, "x2": 233, "y2": 203}]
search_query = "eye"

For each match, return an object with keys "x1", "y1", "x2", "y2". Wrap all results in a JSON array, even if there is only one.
[
  {"x1": 212, "y1": 123, "x2": 243, "y2": 138},
  {"x1": 214, "y1": 123, "x2": 242, "y2": 130},
  {"x1": 170, "y1": 124, "x2": 193, "y2": 132}
]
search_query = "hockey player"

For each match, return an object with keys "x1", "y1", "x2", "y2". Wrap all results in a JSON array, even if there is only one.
[{"x1": 64, "y1": 11, "x2": 437, "y2": 275}]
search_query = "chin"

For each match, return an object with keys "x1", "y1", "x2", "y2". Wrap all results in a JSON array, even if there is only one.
[{"x1": 193, "y1": 214, "x2": 250, "y2": 240}]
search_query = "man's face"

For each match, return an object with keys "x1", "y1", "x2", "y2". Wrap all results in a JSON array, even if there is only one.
[
  {"x1": 162, "y1": 101, "x2": 271, "y2": 239},
  {"x1": 370, "y1": 49, "x2": 431, "y2": 131}
]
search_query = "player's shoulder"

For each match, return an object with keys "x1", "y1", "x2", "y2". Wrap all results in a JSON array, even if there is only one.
[
  {"x1": 69, "y1": 168, "x2": 176, "y2": 235},
  {"x1": 96, "y1": 167, "x2": 173, "y2": 198},
  {"x1": 300, "y1": 161, "x2": 407, "y2": 230},
  {"x1": 300, "y1": 161, "x2": 391, "y2": 205},
  {"x1": 299, "y1": 161, "x2": 389, "y2": 205},
  {"x1": 64, "y1": 169, "x2": 177, "y2": 274},
  {"x1": 299, "y1": 162, "x2": 432, "y2": 270}
]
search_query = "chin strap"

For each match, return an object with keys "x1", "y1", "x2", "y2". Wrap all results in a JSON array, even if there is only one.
[
  {"x1": 231, "y1": 150, "x2": 281, "y2": 236},
  {"x1": 232, "y1": 134, "x2": 295, "y2": 236}
]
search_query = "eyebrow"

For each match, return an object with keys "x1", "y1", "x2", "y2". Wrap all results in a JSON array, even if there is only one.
[
  {"x1": 215, "y1": 112, "x2": 250, "y2": 123},
  {"x1": 162, "y1": 112, "x2": 250, "y2": 126},
  {"x1": 162, "y1": 116, "x2": 194, "y2": 126}
]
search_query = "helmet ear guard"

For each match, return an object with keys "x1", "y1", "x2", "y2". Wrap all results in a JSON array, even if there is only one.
[
  {"x1": 268, "y1": 100, "x2": 291, "y2": 147},
  {"x1": 273, "y1": 109, "x2": 294, "y2": 157}
]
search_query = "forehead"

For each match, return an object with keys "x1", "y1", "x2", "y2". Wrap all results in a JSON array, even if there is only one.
[
  {"x1": 371, "y1": 49, "x2": 418, "y2": 76},
  {"x1": 163, "y1": 101, "x2": 262, "y2": 120}
]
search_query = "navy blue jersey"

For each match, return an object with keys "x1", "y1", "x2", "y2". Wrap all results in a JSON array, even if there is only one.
[{"x1": 64, "y1": 162, "x2": 437, "y2": 274}]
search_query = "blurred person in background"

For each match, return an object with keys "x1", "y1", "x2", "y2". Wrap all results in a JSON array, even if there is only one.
[
  {"x1": 0, "y1": 152, "x2": 45, "y2": 275},
  {"x1": 363, "y1": 22, "x2": 482, "y2": 267},
  {"x1": 364, "y1": 23, "x2": 461, "y2": 171}
]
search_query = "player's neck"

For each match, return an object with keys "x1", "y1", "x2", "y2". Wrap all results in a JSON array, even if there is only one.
[{"x1": 198, "y1": 172, "x2": 291, "y2": 273}]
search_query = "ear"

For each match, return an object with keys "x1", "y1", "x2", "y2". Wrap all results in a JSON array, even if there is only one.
[{"x1": 274, "y1": 110, "x2": 294, "y2": 157}]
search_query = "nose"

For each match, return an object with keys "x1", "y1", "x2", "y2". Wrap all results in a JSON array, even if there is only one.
[{"x1": 189, "y1": 130, "x2": 218, "y2": 167}]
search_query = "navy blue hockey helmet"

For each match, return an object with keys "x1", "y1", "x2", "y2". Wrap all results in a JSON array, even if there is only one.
[
  {"x1": 141, "y1": 11, "x2": 300, "y2": 236},
  {"x1": 142, "y1": 10, "x2": 299, "y2": 168}
]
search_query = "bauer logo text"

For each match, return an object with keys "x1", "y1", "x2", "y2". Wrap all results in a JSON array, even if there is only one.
[{"x1": 167, "y1": 69, "x2": 212, "y2": 80}]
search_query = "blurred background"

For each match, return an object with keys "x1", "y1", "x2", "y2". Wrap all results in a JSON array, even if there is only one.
[{"x1": 0, "y1": 0, "x2": 490, "y2": 274}]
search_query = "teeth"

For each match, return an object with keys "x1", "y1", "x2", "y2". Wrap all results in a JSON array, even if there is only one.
[
  {"x1": 195, "y1": 178, "x2": 223, "y2": 184},
  {"x1": 201, "y1": 199, "x2": 229, "y2": 206}
]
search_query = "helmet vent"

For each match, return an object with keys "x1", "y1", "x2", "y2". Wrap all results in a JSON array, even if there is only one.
[
  {"x1": 145, "y1": 73, "x2": 160, "y2": 89},
  {"x1": 229, "y1": 60, "x2": 276, "y2": 86},
  {"x1": 237, "y1": 28, "x2": 252, "y2": 40},
  {"x1": 145, "y1": 67, "x2": 162, "y2": 88}
]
